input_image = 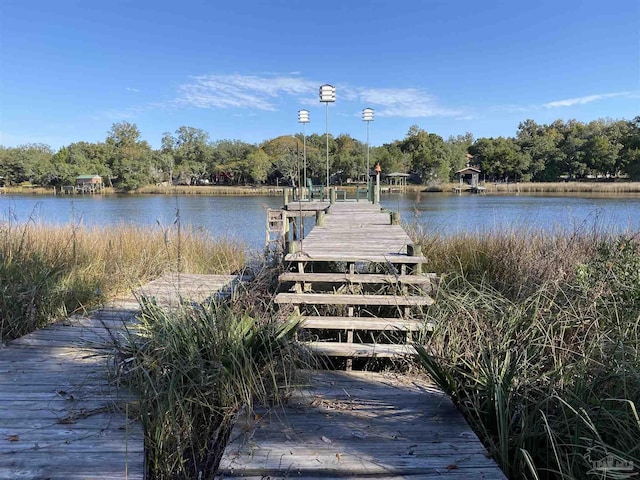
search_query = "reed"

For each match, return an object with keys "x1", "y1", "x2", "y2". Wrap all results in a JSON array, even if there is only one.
[
  {"x1": 413, "y1": 229, "x2": 640, "y2": 479},
  {"x1": 487, "y1": 181, "x2": 640, "y2": 194},
  {"x1": 136, "y1": 185, "x2": 284, "y2": 195},
  {"x1": 0, "y1": 221, "x2": 244, "y2": 341}
]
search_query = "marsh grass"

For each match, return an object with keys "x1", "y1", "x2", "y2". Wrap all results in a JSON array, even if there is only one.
[
  {"x1": 114, "y1": 273, "x2": 304, "y2": 479},
  {"x1": 412, "y1": 229, "x2": 640, "y2": 479},
  {"x1": 486, "y1": 181, "x2": 640, "y2": 194},
  {"x1": 0, "y1": 221, "x2": 245, "y2": 341},
  {"x1": 136, "y1": 185, "x2": 284, "y2": 195}
]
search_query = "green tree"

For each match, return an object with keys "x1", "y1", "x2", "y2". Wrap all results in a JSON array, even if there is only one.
[
  {"x1": 372, "y1": 142, "x2": 407, "y2": 176},
  {"x1": 443, "y1": 133, "x2": 474, "y2": 181},
  {"x1": 469, "y1": 137, "x2": 526, "y2": 182},
  {"x1": 170, "y1": 126, "x2": 211, "y2": 184},
  {"x1": 333, "y1": 134, "x2": 365, "y2": 184},
  {"x1": 246, "y1": 149, "x2": 271, "y2": 184},
  {"x1": 620, "y1": 116, "x2": 640, "y2": 180},
  {"x1": 262, "y1": 136, "x2": 301, "y2": 185},
  {"x1": 211, "y1": 140, "x2": 256, "y2": 184},
  {"x1": 0, "y1": 144, "x2": 53, "y2": 186},
  {"x1": 105, "y1": 122, "x2": 153, "y2": 190},
  {"x1": 401, "y1": 125, "x2": 447, "y2": 182}
]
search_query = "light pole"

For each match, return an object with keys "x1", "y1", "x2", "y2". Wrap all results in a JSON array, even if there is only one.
[
  {"x1": 319, "y1": 84, "x2": 336, "y2": 192},
  {"x1": 298, "y1": 109, "x2": 309, "y2": 195},
  {"x1": 362, "y1": 107, "x2": 374, "y2": 202}
]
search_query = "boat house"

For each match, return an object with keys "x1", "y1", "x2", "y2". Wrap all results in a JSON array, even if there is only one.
[
  {"x1": 63, "y1": 175, "x2": 104, "y2": 194},
  {"x1": 454, "y1": 167, "x2": 485, "y2": 193}
]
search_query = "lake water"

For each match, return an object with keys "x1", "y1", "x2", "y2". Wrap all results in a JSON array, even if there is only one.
[{"x1": 1, "y1": 193, "x2": 638, "y2": 253}]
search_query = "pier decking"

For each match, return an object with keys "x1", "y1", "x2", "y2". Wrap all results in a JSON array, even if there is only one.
[
  {"x1": 218, "y1": 370, "x2": 506, "y2": 479},
  {"x1": 0, "y1": 273, "x2": 246, "y2": 480},
  {"x1": 217, "y1": 200, "x2": 506, "y2": 479}
]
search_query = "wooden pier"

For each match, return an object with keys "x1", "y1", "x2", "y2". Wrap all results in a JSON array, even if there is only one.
[
  {"x1": 0, "y1": 273, "x2": 247, "y2": 480},
  {"x1": 216, "y1": 201, "x2": 506, "y2": 478}
]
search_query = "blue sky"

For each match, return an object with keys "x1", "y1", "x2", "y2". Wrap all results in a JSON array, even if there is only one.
[{"x1": 1, "y1": 0, "x2": 638, "y2": 150}]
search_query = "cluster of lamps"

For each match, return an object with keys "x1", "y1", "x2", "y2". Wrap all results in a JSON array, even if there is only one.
[{"x1": 298, "y1": 85, "x2": 375, "y2": 197}]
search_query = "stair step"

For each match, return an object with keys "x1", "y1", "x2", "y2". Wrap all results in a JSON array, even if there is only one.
[
  {"x1": 275, "y1": 293, "x2": 434, "y2": 307},
  {"x1": 299, "y1": 316, "x2": 433, "y2": 331},
  {"x1": 279, "y1": 272, "x2": 437, "y2": 287},
  {"x1": 285, "y1": 253, "x2": 428, "y2": 264},
  {"x1": 303, "y1": 341, "x2": 416, "y2": 358}
]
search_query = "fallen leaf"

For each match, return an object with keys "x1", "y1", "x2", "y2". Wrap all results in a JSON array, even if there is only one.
[
  {"x1": 321, "y1": 436, "x2": 332, "y2": 444},
  {"x1": 336, "y1": 453, "x2": 342, "y2": 461},
  {"x1": 6, "y1": 435, "x2": 19, "y2": 442},
  {"x1": 254, "y1": 413, "x2": 263, "y2": 421},
  {"x1": 446, "y1": 464, "x2": 459, "y2": 470}
]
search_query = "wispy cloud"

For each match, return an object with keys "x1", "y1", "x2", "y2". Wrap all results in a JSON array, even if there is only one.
[
  {"x1": 176, "y1": 74, "x2": 317, "y2": 111},
  {"x1": 355, "y1": 87, "x2": 463, "y2": 117},
  {"x1": 175, "y1": 74, "x2": 464, "y2": 118},
  {"x1": 543, "y1": 91, "x2": 634, "y2": 108},
  {"x1": 126, "y1": 87, "x2": 140, "y2": 93}
]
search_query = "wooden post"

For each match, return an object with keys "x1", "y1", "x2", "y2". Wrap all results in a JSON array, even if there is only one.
[
  {"x1": 390, "y1": 211, "x2": 400, "y2": 225},
  {"x1": 407, "y1": 244, "x2": 422, "y2": 275},
  {"x1": 316, "y1": 210, "x2": 325, "y2": 227},
  {"x1": 329, "y1": 187, "x2": 336, "y2": 204},
  {"x1": 283, "y1": 187, "x2": 290, "y2": 206},
  {"x1": 288, "y1": 240, "x2": 300, "y2": 254}
]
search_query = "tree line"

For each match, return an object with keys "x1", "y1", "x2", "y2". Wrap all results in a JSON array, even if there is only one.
[{"x1": 1, "y1": 117, "x2": 638, "y2": 190}]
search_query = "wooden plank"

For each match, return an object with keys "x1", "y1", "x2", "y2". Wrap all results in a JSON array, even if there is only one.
[
  {"x1": 285, "y1": 253, "x2": 428, "y2": 264},
  {"x1": 217, "y1": 371, "x2": 507, "y2": 479},
  {"x1": 299, "y1": 316, "x2": 432, "y2": 331},
  {"x1": 279, "y1": 272, "x2": 436, "y2": 283},
  {"x1": 0, "y1": 273, "x2": 253, "y2": 479},
  {"x1": 275, "y1": 293, "x2": 434, "y2": 306},
  {"x1": 303, "y1": 341, "x2": 415, "y2": 357}
]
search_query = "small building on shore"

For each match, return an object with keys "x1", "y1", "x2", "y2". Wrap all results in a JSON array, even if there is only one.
[
  {"x1": 454, "y1": 167, "x2": 485, "y2": 193},
  {"x1": 383, "y1": 172, "x2": 410, "y2": 193},
  {"x1": 62, "y1": 175, "x2": 104, "y2": 194}
]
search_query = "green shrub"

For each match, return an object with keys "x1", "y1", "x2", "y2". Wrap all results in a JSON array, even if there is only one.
[{"x1": 115, "y1": 297, "x2": 301, "y2": 479}]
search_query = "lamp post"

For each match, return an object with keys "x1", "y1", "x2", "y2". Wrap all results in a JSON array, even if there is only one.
[
  {"x1": 297, "y1": 109, "x2": 309, "y2": 195},
  {"x1": 362, "y1": 107, "x2": 374, "y2": 202},
  {"x1": 319, "y1": 84, "x2": 336, "y2": 192}
]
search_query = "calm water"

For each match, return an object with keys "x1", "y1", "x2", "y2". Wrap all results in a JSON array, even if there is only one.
[{"x1": 1, "y1": 193, "x2": 638, "y2": 252}]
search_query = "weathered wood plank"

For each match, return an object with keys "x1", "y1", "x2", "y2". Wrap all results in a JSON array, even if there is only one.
[
  {"x1": 304, "y1": 341, "x2": 415, "y2": 357},
  {"x1": 0, "y1": 273, "x2": 250, "y2": 480},
  {"x1": 275, "y1": 293, "x2": 434, "y2": 306},
  {"x1": 299, "y1": 316, "x2": 432, "y2": 331},
  {"x1": 279, "y1": 272, "x2": 437, "y2": 286},
  {"x1": 285, "y1": 253, "x2": 428, "y2": 264},
  {"x1": 217, "y1": 371, "x2": 507, "y2": 479}
]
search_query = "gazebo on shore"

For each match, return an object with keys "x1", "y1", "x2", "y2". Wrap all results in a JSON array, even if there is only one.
[{"x1": 383, "y1": 172, "x2": 410, "y2": 192}]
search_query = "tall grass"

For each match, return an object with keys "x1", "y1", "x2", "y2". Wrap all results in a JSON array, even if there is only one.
[
  {"x1": 0, "y1": 221, "x2": 245, "y2": 341},
  {"x1": 486, "y1": 181, "x2": 640, "y2": 194},
  {"x1": 136, "y1": 185, "x2": 284, "y2": 195},
  {"x1": 412, "y1": 227, "x2": 640, "y2": 479},
  {"x1": 114, "y1": 275, "x2": 303, "y2": 479}
]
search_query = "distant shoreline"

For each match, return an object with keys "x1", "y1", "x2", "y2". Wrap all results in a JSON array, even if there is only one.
[{"x1": 2, "y1": 181, "x2": 640, "y2": 196}]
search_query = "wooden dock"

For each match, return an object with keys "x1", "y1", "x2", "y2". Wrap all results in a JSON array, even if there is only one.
[
  {"x1": 276, "y1": 202, "x2": 432, "y2": 361},
  {"x1": 0, "y1": 273, "x2": 247, "y2": 480},
  {"x1": 218, "y1": 370, "x2": 506, "y2": 479},
  {"x1": 216, "y1": 201, "x2": 506, "y2": 478}
]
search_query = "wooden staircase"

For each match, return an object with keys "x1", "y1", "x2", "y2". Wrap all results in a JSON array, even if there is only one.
[{"x1": 275, "y1": 255, "x2": 437, "y2": 368}]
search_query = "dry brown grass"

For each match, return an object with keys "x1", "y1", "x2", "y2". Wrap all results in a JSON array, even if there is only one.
[
  {"x1": 136, "y1": 185, "x2": 285, "y2": 195},
  {"x1": 0, "y1": 222, "x2": 245, "y2": 339}
]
